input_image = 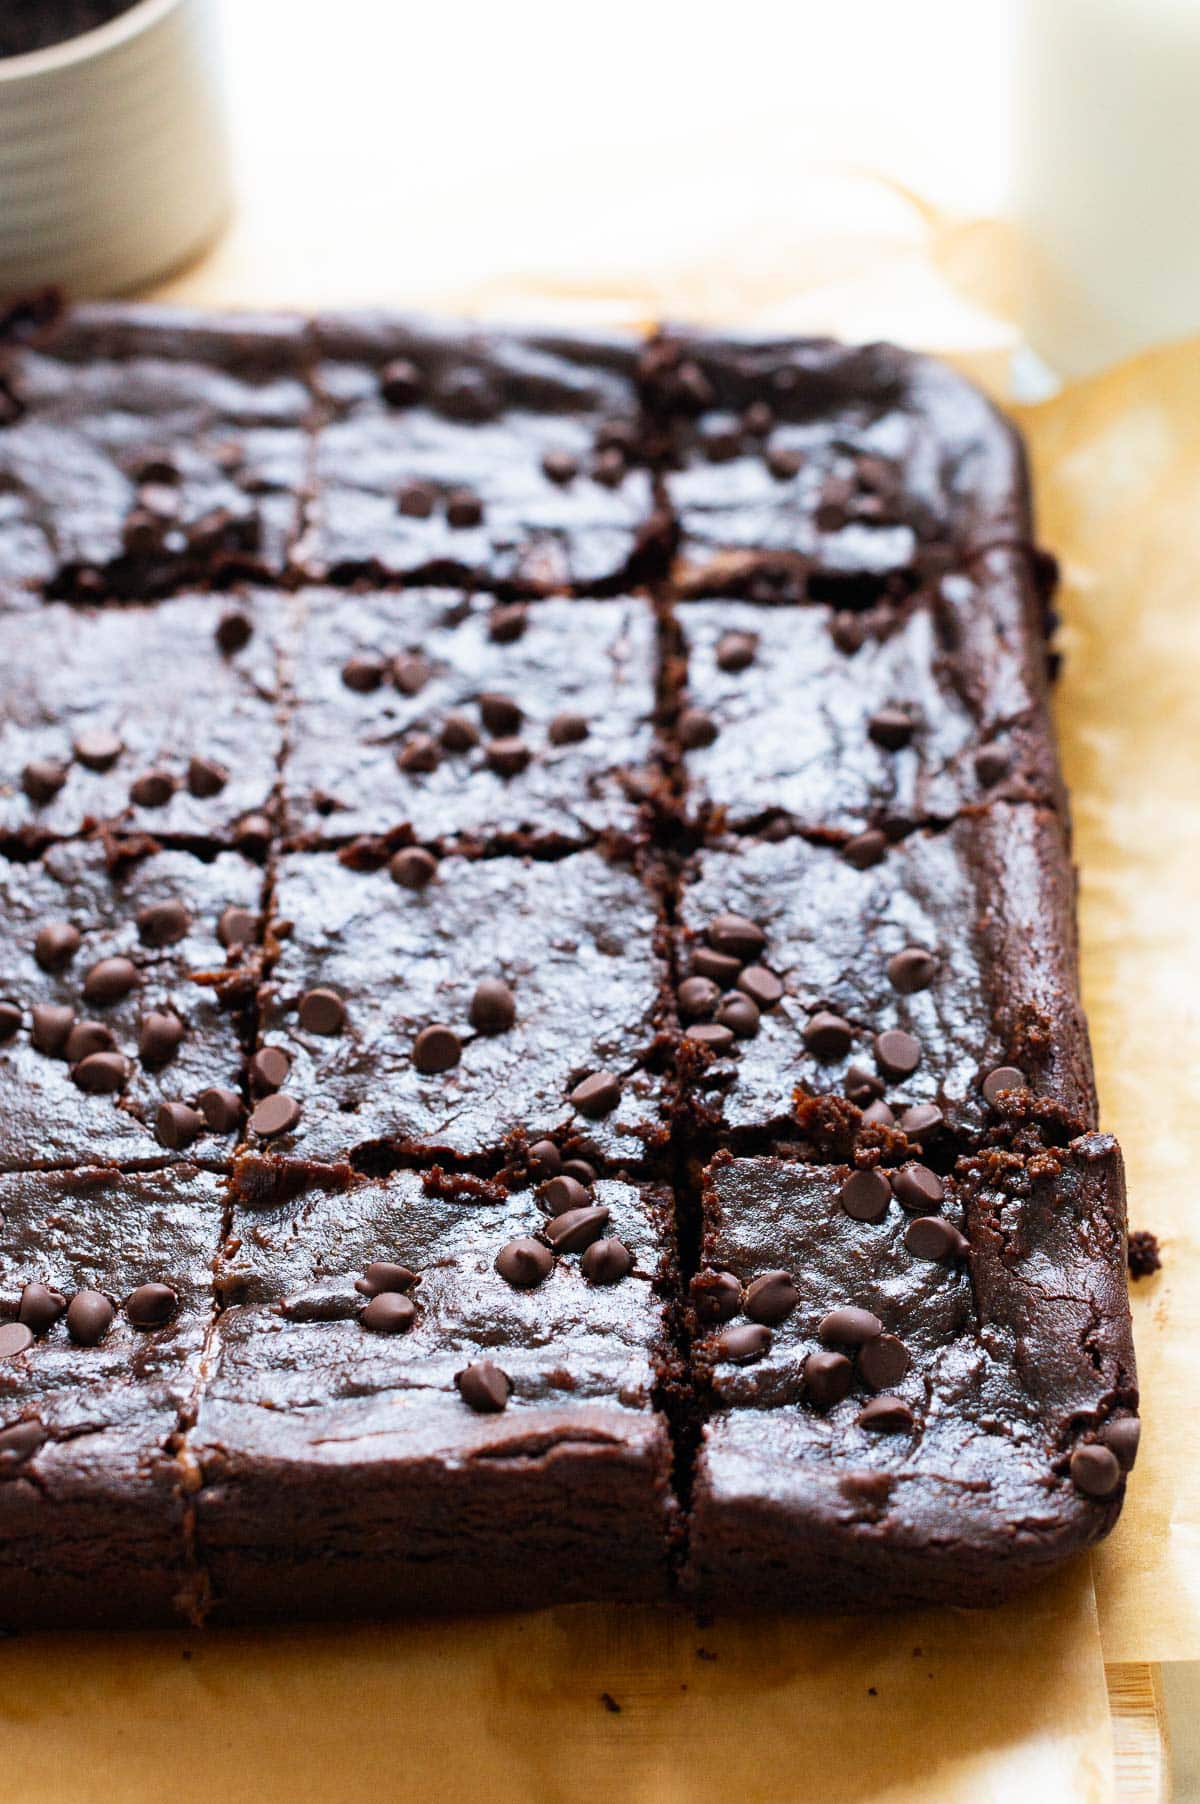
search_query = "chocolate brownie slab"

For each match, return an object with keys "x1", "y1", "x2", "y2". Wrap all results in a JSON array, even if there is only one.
[
  {"x1": 192, "y1": 1167, "x2": 675, "y2": 1619},
  {"x1": 0, "y1": 841, "x2": 257, "y2": 1167},
  {"x1": 282, "y1": 589, "x2": 660, "y2": 848},
  {"x1": 0, "y1": 304, "x2": 311, "y2": 604},
  {"x1": 0, "y1": 593, "x2": 284, "y2": 844},
  {"x1": 303, "y1": 314, "x2": 665, "y2": 592},
  {"x1": 670, "y1": 548, "x2": 1060, "y2": 840},
  {"x1": 0, "y1": 1164, "x2": 223, "y2": 1628},
  {"x1": 674, "y1": 805, "x2": 1095, "y2": 1145},
  {"x1": 244, "y1": 848, "x2": 674, "y2": 1172},
  {"x1": 684, "y1": 1143, "x2": 1136, "y2": 1610}
]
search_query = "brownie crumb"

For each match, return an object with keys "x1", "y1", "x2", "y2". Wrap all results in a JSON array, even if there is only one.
[{"x1": 1128, "y1": 1230, "x2": 1162, "y2": 1279}]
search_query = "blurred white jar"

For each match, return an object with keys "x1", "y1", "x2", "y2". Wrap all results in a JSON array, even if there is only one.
[
  {"x1": 1014, "y1": 0, "x2": 1200, "y2": 378},
  {"x1": 0, "y1": 0, "x2": 231, "y2": 298}
]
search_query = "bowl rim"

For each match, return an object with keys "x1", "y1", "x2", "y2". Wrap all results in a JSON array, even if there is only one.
[{"x1": 0, "y1": 0, "x2": 187, "y2": 83}]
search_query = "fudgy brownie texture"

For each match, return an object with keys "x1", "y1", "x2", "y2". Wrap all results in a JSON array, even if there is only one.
[
  {"x1": 0, "y1": 592, "x2": 284, "y2": 844},
  {"x1": 302, "y1": 315, "x2": 668, "y2": 592},
  {"x1": 0, "y1": 1164, "x2": 223, "y2": 1628},
  {"x1": 191, "y1": 1166, "x2": 675, "y2": 1619},
  {"x1": 281, "y1": 588, "x2": 661, "y2": 849},
  {"x1": 0, "y1": 839, "x2": 257, "y2": 1167}
]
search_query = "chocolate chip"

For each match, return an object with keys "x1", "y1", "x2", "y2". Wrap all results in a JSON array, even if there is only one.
[
  {"x1": 892, "y1": 1163, "x2": 944, "y2": 1213},
  {"x1": 707, "y1": 914, "x2": 766, "y2": 960},
  {"x1": 187, "y1": 755, "x2": 228, "y2": 798},
  {"x1": 135, "y1": 899, "x2": 191, "y2": 947},
  {"x1": 715, "y1": 993, "x2": 759, "y2": 1039},
  {"x1": 862, "y1": 1099, "x2": 896, "y2": 1128},
  {"x1": 845, "y1": 1064, "x2": 884, "y2": 1105},
  {"x1": 361, "y1": 1292, "x2": 417, "y2": 1334},
  {"x1": 542, "y1": 449, "x2": 579, "y2": 485},
  {"x1": 445, "y1": 488, "x2": 483, "y2": 528},
  {"x1": 31, "y1": 1003, "x2": 74, "y2": 1055},
  {"x1": 542, "y1": 1175, "x2": 591, "y2": 1216},
  {"x1": 0, "y1": 1000, "x2": 19, "y2": 1042},
  {"x1": 341, "y1": 654, "x2": 387, "y2": 693},
  {"x1": 299, "y1": 988, "x2": 346, "y2": 1035},
  {"x1": 82, "y1": 956, "x2": 139, "y2": 1005},
  {"x1": 858, "y1": 1396, "x2": 914, "y2": 1433},
  {"x1": 818, "y1": 1306, "x2": 883, "y2": 1347},
  {"x1": 692, "y1": 1269, "x2": 743, "y2": 1323},
  {"x1": 714, "y1": 1323, "x2": 772, "y2": 1364},
  {"x1": 473, "y1": 691, "x2": 521, "y2": 738},
  {"x1": 570, "y1": 1071, "x2": 621, "y2": 1117},
  {"x1": 129, "y1": 768, "x2": 176, "y2": 808},
  {"x1": 22, "y1": 759, "x2": 67, "y2": 804},
  {"x1": 859, "y1": 1334, "x2": 910, "y2": 1390},
  {"x1": 488, "y1": 603, "x2": 528, "y2": 644},
  {"x1": 380, "y1": 358, "x2": 421, "y2": 406},
  {"x1": 126, "y1": 1283, "x2": 177, "y2": 1328},
  {"x1": 412, "y1": 1024, "x2": 461, "y2": 1074},
  {"x1": 398, "y1": 481, "x2": 436, "y2": 518},
  {"x1": 251, "y1": 1046, "x2": 291, "y2": 1092},
  {"x1": 830, "y1": 614, "x2": 866, "y2": 655},
  {"x1": 804, "y1": 1011, "x2": 853, "y2": 1060},
  {"x1": 580, "y1": 1238, "x2": 634, "y2": 1285},
  {"x1": 397, "y1": 733, "x2": 440, "y2": 774},
  {"x1": 389, "y1": 847, "x2": 437, "y2": 890},
  {"x1": 804, "y1": 1349, "x2": 854, "y2": 1409},
  {"x1": 592, "y1": 446, "x2": 627, "y2": 488},
  {"x1": 874, "y1": 1028, "x2": 921, "y2": 1079},
  {"x1": 457, "y1": 1360, "x2": 511, "y2": 1413},
  {"x1": 737, "y1": 966, "x2": 782, "y2": 1010},
  {"x1": 34, "y1": 919, "x2": 80, "y2": 970},
  {"x1": 392, "y1": 653, "x2": 432, "y2": 697},
  {"x1": 485, "y1": 737, "x2": 531, "y2": 778},
  {"x1": 249, "y1": 1093, "x2": 301, "y2": 1137},
  {"x1": 198, "y1": 1086, "x2": 242, "y2": 1133},
  {"x1": 975, "y1": 742, "x2": 1011, "y2": 788},
  {"x1": 18, "y1": 1282, "x2": 65, "y2": 1332},
  {"x1": 842, "y1": 830, "x2": 887, "y2": 869},
  {"x1": 73, "y1": 1050, "x2": 129, "y2": 1093},
  {"x1": 692, "y1": 947, "x2": 742, "y2": 986},
  {"x1": 234, "y1": 813, "x2": 272, "y2": 855},
  {"x1": 887, "y1": 947, "x2": 936, "y2": 994},
  {"x1": 217, "y1": 905, "x2": 257, "y2": 949},
  {"x1": 898, "y1": 1102, "x2": 943, "y2": 1140},
  {"x1": 742, "y1": 400, "x2": 773, "y2": 436},
  {"x1": 528, "y1": 1138, "x2": 562, "y2": 1177},
  {"x1": 155, "y1": 1101, "x2": 203, "y2": 1150},
  {"x1": 1100, "y1": 1417, "x2": 1141, "y2": 1472},
  {"x1": 354, "y1": 1263, "x2": 417, "y2": 1297},
  {"x1": 686, "y1": 1022, "x2": 736, "y2": 1056},
  {"x1": 543, "y1": 1205, "x2": 610, "y2": 1253},
  {"x1": 839, "y1": 1168, "x2": 892, "y2": 1224},
  {"x1": 766, "y1": 444, "x2": 802, "y2": 480},
  {"x1": 904, "y1": 1217, "x2": 969, "y2": 1262},
  {"x1": 66, "y1": 1017, "x2": 118, "y2": 1063},
  {"x1": 66, "y1": 1290, "x2": 114, "y2": 1346},
  {"x1": 678, "y1": 708, "x2": 718, "y2": 749},
  {"x1": 73, "y1": 729, "x2": 123, "y2": 772},
  {"x1": 548, "y1": 712, "x2": 589, "y2": 746},
  {"x1": 744, "y1": 1271, "x2": 799, "y2": 1325},
  {"x1": 0, "y1": 1323, "x2": 34, "y2": 1359},
  {"x1": 215, "y1": 612, "x2": 252, "y2": 655},
  {"x1": 868, "y1": 708, "x2": 914, "y2": 751},
  {"x1": 1069, "y1": 1443, "x2": 1122, "y2": 1498},
  {"x1": 439, "y1": 712, "x2": 480, "y2": 753},
  {"x1": 982, "y1": 1065, "x2": 1026, "y2": 1105},
  {"x1": 0, "y1": 1420, "x2": 45, "y2": 1463},
  {"x1": 137, "y1": 1011, "x2": 185, "y2": 1067},
  {"x1": 715, "y1": 630, "x2": 758, "y2": 672},
  {"x1": 677, "y1": 975, "x2": 719, "y2": 1019},
  {"x1": 495, "y1": 1237, "x2": 554, "y2": 1289}
]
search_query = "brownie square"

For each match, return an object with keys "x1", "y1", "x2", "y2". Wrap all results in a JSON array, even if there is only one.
[
  {"x1": 246, "y1": 848, "x2": 674, "y2": 1170},
  {"x1": 282, "y1": 589, "x2": 660, "y2": 848},
  {"x1": 0, "y1": 841, "x2": 258, "y2": 1167},
  {"x1": 674, "y1": 805, "x2": 1096, "y2": 1145},
  {"x1": 193, "y1": 1166, "x2": 675, "y2": 1619},
  {"x1": 671, "y1": 549, "x2": 1060, "y2": 839},
  {"x1": 303, "y1": 314, "x2": 664, "y2": 592},
  {"x1": 0, "y1": 306, "x2": 312, "y2": 603},
  {"x1": 0, "y1": 1163, "x2": 223, "y2": 1628},
  {"x1": 0, "y1": 593, "x2": 284, "y2": 844},
  {"x1": 684, "y1": 1141, "x2": 1136, "y2": 1610}
]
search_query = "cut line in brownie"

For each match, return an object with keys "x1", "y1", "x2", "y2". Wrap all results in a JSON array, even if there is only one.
[
  {"x1": 0, "y1": 840, "x2": 259, "y2": 1168},
  {"x1": 281, "y1": 588, "x2": 663, "y2": 850},
  {"x1": 301, "y1": 313, "x2": 668, "y2": 593},
  {"x1": 0, "y1": 304, "x2": 313, "y2": 604},
  {"x1": 0, "y1": 1163, "x2": 225, "y2": 1629},
  {"x1": 193, "y1": 1164, "x2": 676, "y2": 1620}
]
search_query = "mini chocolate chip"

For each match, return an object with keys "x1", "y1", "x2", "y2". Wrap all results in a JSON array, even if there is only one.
[
  {"x1": 845, "y1": 1064, "x2": 885, "y2": 1105},
  {"x1": 692, "y1": 947, "x2": 742, "y2": 986},
  {"x1": 804, "y1": 1349, "x2": 854, "y2": 1409},
  {"x1": 707, "y1": 914, "x2": 766, "y2": 960},
  {"x1": 249, "y1": 1093, "x2": 301, "y2": 1137},
  {"x1": 31, "y1": 1003, "x2": 74, "y2": 1055},
  {"x1": 485, "y1": 736, "x2": 531, "y2": 778},
  {"x1": 398, "y1": 481, "x2": 436, "y2": 518},
  {"x1": 412, "y1": 1025, "x2": 461, "y2": 1074},
  {"x1": 887, "y1": 947, "x2": 937, "y2": 994},
  {"x1": 156, "y1": 1101, "x2": 203, "y2": 1150},
  {"x1": 548, "y1": 712, "x2": 589, "y2": 746},
  {"x1": 65, "y1": 1019, "x2": 117, "y2": 1063},
  {"x1": 692, "y1": 1269, "x2": 742, "y2": 1323},
  {"x1": 341, "y1": 654, "x2": 387, "y2": 693},
  {"x1": 868, "y1": 708, "x2": 914, "y2": 751},
  {"x1": 73, "y1": 1050, "x2": 129, "y2": 1094},
  {"x1": 389, "y1": 847, "x2": 437, "y2": 890},
  {"x1": 218, "y1": 905, "x2": 257, "y2": 949},
  {"x1": 354, "y1": 1263, "x2": 417, "y2": 1297},
  {"x1": 1069, "y1": 1443, "x2": 1122, "y2": 1498},
  {"x1": 715, "y1": 993, "x2": 759, "y2": 1039},
  {"x1": 457, "y1": 1360, "x2": 511, "y2": 1413},
  {"x1": 715, "y1": 1323, "x2": 772, "y2": 1364},
  {"x1": 542, "y1": 448, "x2": 579, "y2": 485},
  {"x1": 361, "y1": 1292, "x2": 417, "y2": 1334},
  {"x1": 898, "y1": 1102, "x2": 943, "y2": 1140},
  {"x1": 397, "y1": 733, "x2": 440, "y2": 774},
  {"x1": 18, "y1": 1282, "x2": 65, "y2": 1332},
  {"x1": 479, "y1": 693, "x2": 523, "y2": 736},
  {"x1": 982, "y1": 1065, "x2": 1026, "y2": 1105},
  {"x1": 904, "y1": 1216, "x2": 969, "y2": 1262},
  {"x1": 34, "y1": 919, "x2": 80, "y2": 970},
  {"x1": 392, "y1": 652, "x2": 432, "y2": 696},
  {"x1": 251, "y1": 1046, "x2": 291, "y2": 1092},
  {"x1": 858, "y1": 1395, "x2": 914, "y2": 1433},
  {"x1": 441, "y1": 368, "x2": 497, "y2": 421},
  {"x1": 766, "y1": 444, "x2": 803, "y2": 480},
  {"x1": 528, "y1": 1138, "x2": 562, "y2": 1177},
  {"x1": 66, "y1": 1290, "x2": 114, "y2": 1346},
  {"x1": 975, "y1": 742, "x2": 1011, "y2": 787},
  {"x1": 858, "y1": 1334, "x2": 910, "y2": 1390},
  {"x1": 0, "y1": 1323, "x2": 34, "y2": 1359},
  {"x1": 570, "y1": 1071, "x2": 621, "y2": 1117},
  {"x1": 299, "y1": 988, "x2": 346, "y2": 1035},
  {"x1": 744, "y1": 1271, "x2": 799, "y2": 1325},
  {"x1": 488, "y1": 603, "x2": 528, "y2": 644},
  {"x1": 198, "y1": 1086, "x2": 242, "y2": 1133},
  {"x1": 542, "y1": 1175, "x2": 591, "y2": 1216},
  {"x1": 892, "y1": 1163, "x2": 944, "y2": 1212},
  {"x1": 542, "y1": 1205, "x2": 610, "y2": 1253},
  {"x1": 495, "y1": 1237, "x2": 554, "y2": 1289},
  {"x1": 439, "y1": 713, "x2": 480, "y2": 753},
  {"x1": 73, "y1": 729, "x2": 123, "y2": 772},
  {"x1": 678, "y1": 708, "x2": 718, "y2": 749},
  {"x1": 830, "y1": 614, "x2": 866, "y2": 655},
  {"x1": 446, "y1": 488, "x2": 483, "y2": 528},
  {"x1": 715, "y1": 630, "x2": 758, "y2": 672},
  {"x1": 380, "y1": 357, "x2": 421, "y2": 405},
  {"x1": 22, "y1": 759, "x2": 67, "y2": 804},
  {"x1": 818, "y1": 1306, "x2": 883, "y2": 1347},
  {"x1": 839, "y1": 1168, "x2": 892, "y2": 1224},
  {"x1": 592, "y1": 446, "x2": 626, "y2": 488},
  {"x1": 136, "y1": 899, "x2": 191, "y2": 947},
  {"x1": 187, "y1": 755, "x2": 229, "y2": 798},
  {"x1": 0, "y1": 1420, "x2": 45, "y2": 1463},
  {"x1": 686, "y1": 1022, "x2": 736, "y2": 1055},
  {"x1": 130, "y1": 769, "x2": 176, "y2": 808},
  {"x1": 677, "y1": 975, "x2": 719, "y2": 1019},
  {"x1": 215, "y1": 612, "x2": 252, "y2": 655},
  {"x1": 1100, "y1": 1418, "x2": 1141, "y2": 1472},
  {"x1": 804, "y1": 1011, "x2": 853, "y2": 1060},
  {"x1": 581, "y1": 1238, "x2": 634, "y2": 1285},
  {"x1": 0, "y1": 1001, "x2": 20, "y2": 1042},
  {"x1": 737, "y1": 966, "x2": 782, "y2": 1009},
  {"x1": 742, "y1": 400, "x2": 773, "y2": 436},
  {"x1": 562, "y1": 1160, "x2": 596, "y2": 1187},
  {"x1": 875, "y1": 1028, "x2": 921, "y2": 1079},
  {"x1": 234, "y1": 813, "x2": 272, "y2": 855},
  {"x1": 842, "y1": 829, "x2": 887, "y2": 869},
  {"x1": 83, "y1": 956, "x2": 139, "y2": 1005},
  {"x1": 126, "y1": 1283, "x2": 177, "y2": 1328},
  {"x1": 861, "y1": 1099, "x2": 896, "y2": 1128}
]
